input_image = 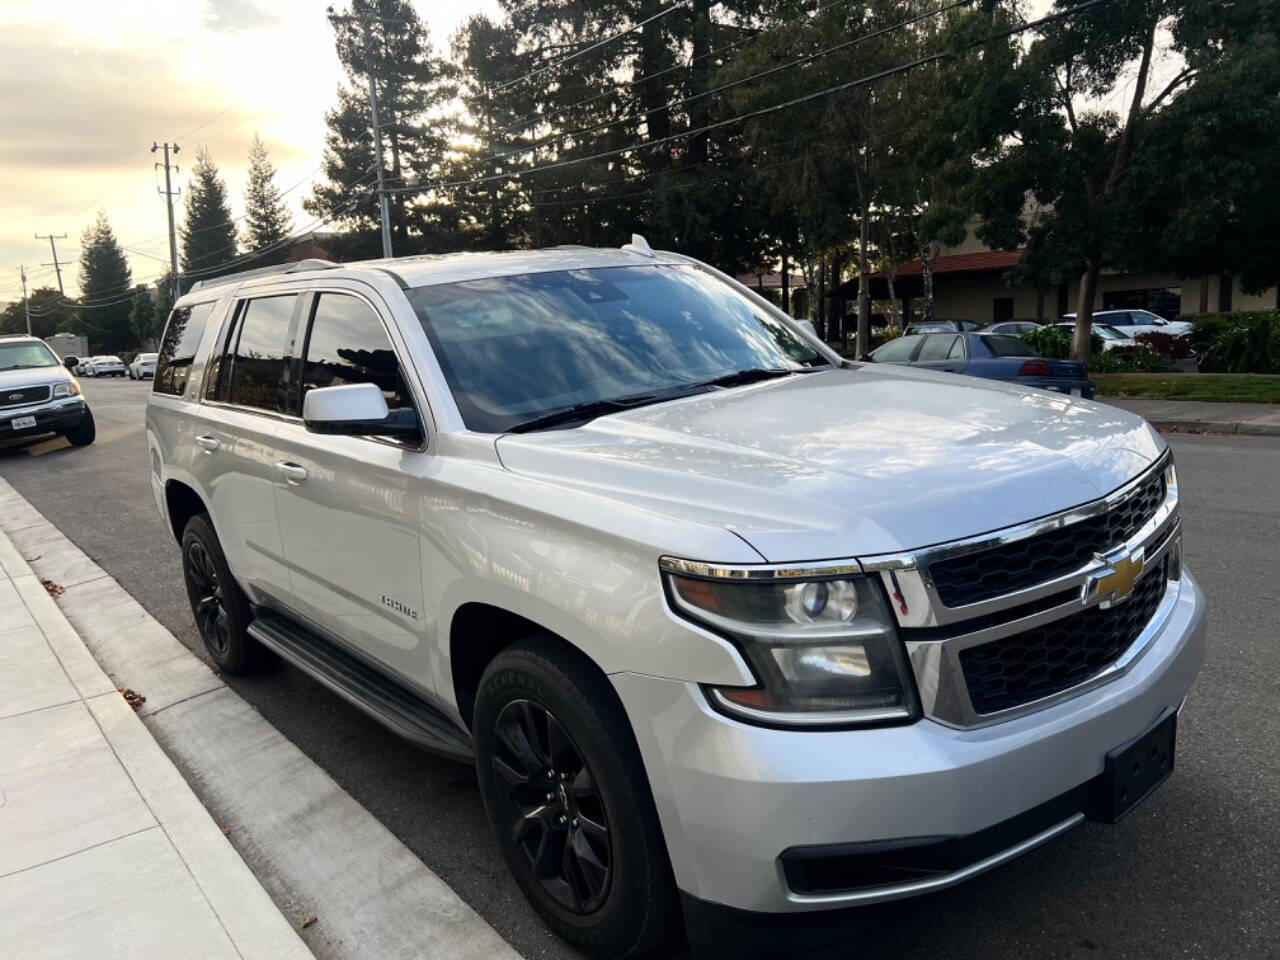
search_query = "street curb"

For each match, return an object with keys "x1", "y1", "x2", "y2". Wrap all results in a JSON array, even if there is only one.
[
  {"x1": 0, "y1": 501, "x2": 312, "y2": 960},
  {"x1": 1145, "y1": 419, "x2": 1280, "y2": 437},
  {"x1": 0, "y1": 479, "x2": 522, "y2": 960}
]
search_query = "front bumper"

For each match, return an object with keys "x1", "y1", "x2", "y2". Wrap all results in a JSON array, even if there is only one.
[
  {"x1": 612, "y1": 569, "x2": 1206, "y2": 916},
  {"x1": 0, "y1": 398, "x2": 87, "y2": 439}
]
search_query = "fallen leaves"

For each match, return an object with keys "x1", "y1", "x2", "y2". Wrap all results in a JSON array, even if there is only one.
[
  {"x1": 299, "y1": 915, "x2": 318, "y2": 930},
  {"x1": 39, "y1": 577, "x2": 64, "y2": 597},
  {"x1": 119, "y1": 688, "x2": 146, "y2": 711}
]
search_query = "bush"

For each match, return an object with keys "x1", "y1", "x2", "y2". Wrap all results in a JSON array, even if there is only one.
[
  {"x1": 1196, "y1": 311, "x2": 1280, "y2": 374},
  {"x1": 1091, "y1": 346, "x2": 1172, "y2": 373},
  {"x1": 1135, "y1": 331, "x2": 1193, "y2": 361},
  {"x1": 1021, "y1": 324, "x2": 1104, "y2": 358},
  {"x1": 1021, "y1": 325, "x2": 1070, "y2": 358}
]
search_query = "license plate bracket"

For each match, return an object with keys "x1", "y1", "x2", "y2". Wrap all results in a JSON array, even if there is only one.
[
  {"x1": 10, "y1": 415, "x2": 37, "y2": 430},
  {"x1": 1095, "y1": 711, "x2": 1177, "y2": 823}
]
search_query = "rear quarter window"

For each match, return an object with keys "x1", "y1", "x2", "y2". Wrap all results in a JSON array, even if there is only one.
[
  {"x1": 980, "y1": 335, "x2": 1037, "y2": 357},
  {"x1": 154, "y1": 301, "x2": 217, "y2": 396}
]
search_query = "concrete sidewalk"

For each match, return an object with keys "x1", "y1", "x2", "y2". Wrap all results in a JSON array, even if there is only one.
[
  {"x1": 1104, "y1": 397, "x2": 1280, "y2": 436},
  {"x1": 0, "y1": 528, "x2": 311, "y2": 959}
]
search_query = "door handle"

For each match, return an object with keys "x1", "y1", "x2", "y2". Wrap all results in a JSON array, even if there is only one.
[
  {"x1": 277, "y1": 462, "x2": 308, "y2": 484},
  {"x1": 195, "y1": 435, "x2": 220, "y2": 452}
]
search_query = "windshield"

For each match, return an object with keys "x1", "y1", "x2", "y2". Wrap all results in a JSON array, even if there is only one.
[
  {"x1": 0, "y1": 341, "x2": 59, "y2": 371},
  {"x1": 407, "y1": 264, "x2": 828, "y2": 433},
  {"x1": 138, "y1": 353, "x2": 158, "y2": 361}
]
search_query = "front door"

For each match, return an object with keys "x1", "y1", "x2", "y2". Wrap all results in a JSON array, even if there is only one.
[{"x1": 271, "y1": 290, "x2": 431, "y2": 691}]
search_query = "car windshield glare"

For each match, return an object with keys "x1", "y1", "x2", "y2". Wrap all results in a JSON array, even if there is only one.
[
  {"x1": 407, "y1": 265, "x2": 828, "y2": 433},
  {"x1": 0, "y1": 341, "x2": 58, "y2": 370}
]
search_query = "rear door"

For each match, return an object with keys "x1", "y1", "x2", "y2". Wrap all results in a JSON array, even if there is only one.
[
  {"x1": 270, "y1": 288, "x2": 431, "y2": 690},
  {"x1": 913, "y1": 334, "x2": 964, "y2": 373},
  {"x1": 196, "y1": 292, "x2": 303, "y2": 607}
]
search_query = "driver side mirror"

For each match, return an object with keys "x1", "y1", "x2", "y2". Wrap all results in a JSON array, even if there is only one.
[
  {"x1": 64, "y1": 356, "x2": 79, "y2": 370},
  {"x1": 1154, "y1": 318, "x2": 1168, "y2": 326},
  {"x1": 302, "y1": 382, "x2": 420, "y2": 439}
]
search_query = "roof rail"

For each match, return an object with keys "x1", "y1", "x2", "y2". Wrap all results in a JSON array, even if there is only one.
[{"x1": 187, "y1": 258, "x2": 339, "y2": 293}]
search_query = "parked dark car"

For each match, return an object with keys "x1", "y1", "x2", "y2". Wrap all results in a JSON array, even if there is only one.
[
  {"x1": 903, "y1": 318, "x2": 983, "y2": 335},
  {"x1": 865, "y1": 332, "x2": 1095, "y2": 398},
  {"x1": 982, "y1": 319, "x2": 1044, "y2": 336}
]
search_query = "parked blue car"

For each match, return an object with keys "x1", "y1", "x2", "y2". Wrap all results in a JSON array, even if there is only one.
[{"x1": 865, "y1": 332, "x2": 1095, "y2": 398}]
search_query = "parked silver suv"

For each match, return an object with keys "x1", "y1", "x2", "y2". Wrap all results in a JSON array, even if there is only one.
[{"x1": 146, "y1": 243, "x2": 1206, "y2": 958}]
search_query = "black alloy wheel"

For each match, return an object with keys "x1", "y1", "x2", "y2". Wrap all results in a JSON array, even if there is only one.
[
  {"x1": 179, "y1": 513, "x2": 264, "y2": 674},
  {"x1": 184, "y1": 538, "x2": 231, "y2": 659},
  {"x1": 492, "y1": 699, "x2": 613, "y2": 914}
]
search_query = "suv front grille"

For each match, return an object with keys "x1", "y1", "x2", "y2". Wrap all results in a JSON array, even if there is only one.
[
  {"x1": 0, "y1": 385, "x2": 51, "y2": 409},
  {"x1": 958, "y1": 556, "x2": 1168, "y2": 715},
  {"x1": 929, "y1": 469, "x2": 1167, "y2": 608}
]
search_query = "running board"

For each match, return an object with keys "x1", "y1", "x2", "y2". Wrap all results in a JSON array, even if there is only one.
[{"x1": 247, "y1": 612, "x2": 473, "y2": 762}]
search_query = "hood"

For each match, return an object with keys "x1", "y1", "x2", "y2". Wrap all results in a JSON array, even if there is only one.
[
  {"x1": 495, "y1": 365, "x2": 1165, "y2": 563},
  {"x1": 0, "y1": 365, "x2": 71, "y2": 391}
]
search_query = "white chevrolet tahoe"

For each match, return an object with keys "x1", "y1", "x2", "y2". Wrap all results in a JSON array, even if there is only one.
[{"x1": 146, "y1": 242, "x2": 1206, "y2": 959}]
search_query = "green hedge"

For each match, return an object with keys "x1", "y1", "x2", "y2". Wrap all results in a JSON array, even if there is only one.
[{"x1": 1192, "y1": 312, "x2": 1280, "y2": 374}]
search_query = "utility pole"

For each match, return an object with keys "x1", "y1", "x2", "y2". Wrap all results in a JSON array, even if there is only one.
[
  {"x1": 151, "y1": 142, "x2": 181, "y2": 304},
  {"x1": 35, "y1": 232, "x2": 69, "y2": 297},
  {"x1": 360, "y1": 15, "x2": 393, "y2": 258},
  {"x1": 18, "y1": 266, "x2": 32, "y2": 335}
]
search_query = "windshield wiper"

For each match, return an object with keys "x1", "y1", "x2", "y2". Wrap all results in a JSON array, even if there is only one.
[
  {"x1": 687, "y1": 368, "x2": 799, "y2": 390},
  {"x1": 505, "y1": 388, "x2": 691, "y2": 433}
]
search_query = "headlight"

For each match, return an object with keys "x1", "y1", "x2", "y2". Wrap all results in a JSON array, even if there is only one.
[
  {"x1": 664, "y1": 570, "x2": 919, "y2": 728},
  {"x1": 52, "y1": 380, "x2": 81, "y2": 398}
]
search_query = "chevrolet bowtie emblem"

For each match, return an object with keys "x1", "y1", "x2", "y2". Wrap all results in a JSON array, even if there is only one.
[{"x1": 1085, "y1": 546, "x2": 1144, "y2": 607}]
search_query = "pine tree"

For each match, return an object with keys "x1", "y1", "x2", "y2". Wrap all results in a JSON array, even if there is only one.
[
  {"x1": 181, "y1": 147, "x2": 238, "y2": 287},
  {"x1": 78, "y1": 211, "x2": 134, "y2": 352},
  {"x1": 128, "y1": 285, "x2": 162, "y2": 348},
  {"x1": 306, "y1": 0, "x2": 458, "y2": 257},
  {"x1": 243, "y1": 134, "x2": 294, "y2": 266}
]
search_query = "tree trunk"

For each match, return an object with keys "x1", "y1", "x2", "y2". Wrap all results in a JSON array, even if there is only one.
[
  {"x1": 781, "y1": 253, "x2": 790, "y2": 315},
  {"x1": 1073, "y1": 261, "x2": 1099, "y2": 363},
  {"x1": 817, "y1": 256, "x2": 827, "y2": 340},
  {"x1": 886, "y1": 265, "x2": 899, "y2": 329},
  {"x1": 856, "y1": 202, "x2": 872, "y2": 359},
  {"x1": 638, "y1": 0, "x2": 671, "y2": 175},
  {"x1": 687, "y1": 0, "x2": 712, "y2": 167},
  {"x1": 921, "y1": 239, "x2": 938, "y2": 324}
]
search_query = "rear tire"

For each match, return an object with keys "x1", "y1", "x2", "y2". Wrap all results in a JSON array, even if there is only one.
[
  {"x1": 64, "y1": 409, "x2": 95, "y2": 446},
  {"x1": 181, "y1": 513, "x2": 266, "y2": 674},
  {"x1": 474, "y1": 637, "x2": 680, "y2": 959}
]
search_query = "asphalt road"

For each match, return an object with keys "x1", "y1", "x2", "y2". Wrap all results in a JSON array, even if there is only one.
[{"x1": 2, "y1": 377, "x2": 1277, "y2": 959}]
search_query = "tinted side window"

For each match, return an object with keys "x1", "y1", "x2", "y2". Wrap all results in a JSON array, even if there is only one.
[
  {"x1": 300, "y1": 294, "x2": 413, "y2": 410},
  {"x1": 917, "y1": 335, "x2": 957, "y2": 362},
  {"x1": 154, "y1": 302, "x2": 216, "y2": 396},
  {"x1": 869, "y1": 336, "x2": 920, "y2": 363},
  {"x1": 227, "y1": 295, "x2": 297, "y2": 413}
]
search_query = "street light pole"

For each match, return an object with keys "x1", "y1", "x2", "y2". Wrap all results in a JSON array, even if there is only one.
[{"x1": 19, "y1": 266, "x2": 31, "y2": 335}]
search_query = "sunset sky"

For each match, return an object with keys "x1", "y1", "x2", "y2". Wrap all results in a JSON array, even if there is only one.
[
  {"x1": 1, "y1": 0, "x2": 1158, "y2": 307},
  {"x1": 0, "y1": 0, "x2": 497, "y2": 304}
]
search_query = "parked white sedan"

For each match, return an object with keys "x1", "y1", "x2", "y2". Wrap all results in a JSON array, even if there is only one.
[
  {"x1": 129, "y1": 352, "x2": 158, "y2": 379},
  {"x1": 88, "y1": 355, "x2": 126, "y2": 377},
  {"x1": 1062, "y1": 309, "x2": 1192, "y2": 338},
  {"x1": 1053, "y1": 322, "x2": 1140, "y2": 351}
]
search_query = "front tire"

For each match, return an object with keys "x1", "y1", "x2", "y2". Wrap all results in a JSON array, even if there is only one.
[
  {"x1": 181, "y1": 513, "x2": 265, "y2": 674},
  {"x1": 64, "y1": 409, "x2": 95, "y2": 446},
  {"x1": 474, "y1": 638, "x2": 680, "y2": 959}
]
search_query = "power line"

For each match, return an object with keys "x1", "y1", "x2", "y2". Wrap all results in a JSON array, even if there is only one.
[
  {"x1": 386, "y1": 0, "x2": 1110, "y2": 200},
  {"x1": 493, "y1": 0, "x2": 693, "y2": 95},
  {"x1": 488, "y1": 0, "x2": 864, "y2": 140},
  {"x1": 485, "y1": 0, "x2": 977, "y2": 171}
]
